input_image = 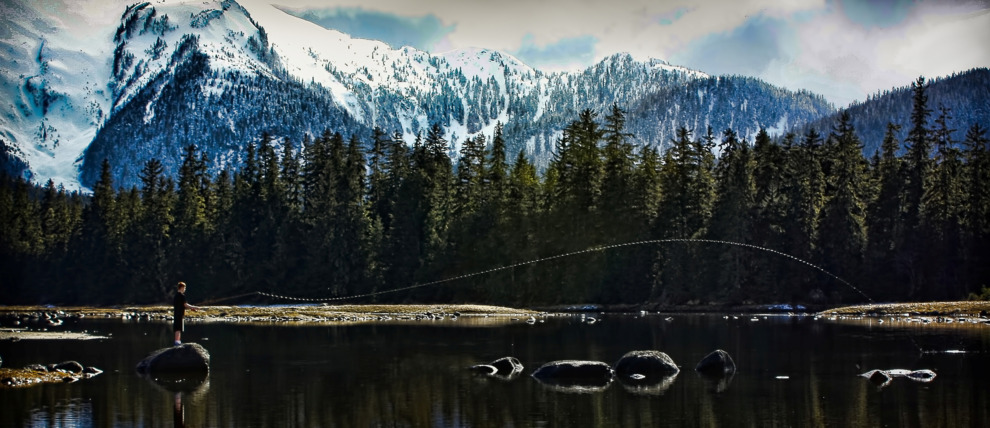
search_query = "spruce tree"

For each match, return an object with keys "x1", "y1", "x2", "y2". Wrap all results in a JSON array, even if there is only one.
[
  {"x1": 866, "y1": 123, "x2": 906, "y2": 299},
  {"x1": 818, "y1": 111, "x2": 868, "y2": 302},
  {"x1": 962, "y1": 124, "x2": 990, "y2": 295},
  {"x1": 902, "y1": 77, "x2": 932, "y2": 298},
  {"x1": 923, "y1": 106, "x2": 965, "y2": 298},
  {"x1": 707, "y1": 128, "x2": 755, "y2": 301}
]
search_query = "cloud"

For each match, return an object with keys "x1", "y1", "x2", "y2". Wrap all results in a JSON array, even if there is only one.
[
  {"x1": 512, "y1": 34, "x2": 598, "y2": 71},
  {"x1": 668, "y1": 14, "x2": 792, "y2": 78},
  {"x1": 784, "y1": 0, "x2": 990, "y2": 105},
  {"x1": 836, "y1": 0, "x2": 917, "y2": 28},
  {"x1": 276, "y1": 6, "x2": 455, "y2": 51}
]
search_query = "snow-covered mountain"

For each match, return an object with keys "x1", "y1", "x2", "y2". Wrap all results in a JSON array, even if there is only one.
[{"x1": 1, "y1": 0, "x2": 834, "y2": 190}]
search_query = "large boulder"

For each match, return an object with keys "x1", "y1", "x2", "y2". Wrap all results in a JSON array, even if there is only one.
[
  {"x1": 531, "y1": 360, "x2": 614, "y2": 388},
  {"x1": 613, "y1": 350, "x2": 679, "y2": 381},
  {"x1": 695, "y1": 349, "x2": 736, "y2": 376},
  {"x1": 136, "y1": 343, "x2": 210, "y2": 374}
]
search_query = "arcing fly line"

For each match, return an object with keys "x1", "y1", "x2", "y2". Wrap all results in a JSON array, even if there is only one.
[{"x1": 239, "y1": 238, "x2": 871, "y2": 304}]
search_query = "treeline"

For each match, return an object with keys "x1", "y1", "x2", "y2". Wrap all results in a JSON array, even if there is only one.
[{"x1": 2, "y1": 77, "x2": 988, "y2": 306}]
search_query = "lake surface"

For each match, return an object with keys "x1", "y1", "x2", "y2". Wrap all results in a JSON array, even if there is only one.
[{"x1": 1, "y1": 312, "x2": 988, "y2": 427}]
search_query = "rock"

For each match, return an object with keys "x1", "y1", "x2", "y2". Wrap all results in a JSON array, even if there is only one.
[
  {"x1": 50, "y1": 361, "x2": 84, "y2": 374},
  {"x1": 83, "y1": 366, "x2": 103, "y2": 378},
  {"x1": 906, "y1": 369, "x2": 936, "y2": 381},
  {"x1": 862, "y1": 369, "x2": 892, "y2": 386},
  {"x1": 695, "y1": 349, "x2": 736, "y2": 375},
  {"x1": 613, "y1": 350, "x2": 679, "y2": 381},
  {"x1": 490, "y1": 357, "x2": 524, "y2": 376},
  {"x1": 136, "y1": 343, "x2": 210, "y2": 374},
  {"x1": 531, "y1": 360, "x2": 614, "y2": 388},
  {"x1": 860, "y1": 368, "x2": 936, "y2": 386},
  {"x1": 24, "y1": 364, "x2": 48, "y2": 372},
  {"x1": 469, "y1": 364, "x2": 497, "y2": 375}
]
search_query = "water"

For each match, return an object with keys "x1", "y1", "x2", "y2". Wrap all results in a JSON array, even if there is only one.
[{"x1": 1, "y1": 313, "x2": 988, "y2": 427}]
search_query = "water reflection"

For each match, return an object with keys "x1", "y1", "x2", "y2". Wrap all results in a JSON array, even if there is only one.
[
  {"x1": 0, "y1": 314, "x2": 988, "y2": 427},
  {"x1": 139, "y1": 369, "x2": 209, "y2": 428},
  {"x1": 618, "y1": 372, "x2": 678, "y2": 395},
  {"x1": 697, "y1": 371, "x2": 735, "y2": 393},
  {"x1": 174, "y1": 392, "x2": 184, "y2": 428}
]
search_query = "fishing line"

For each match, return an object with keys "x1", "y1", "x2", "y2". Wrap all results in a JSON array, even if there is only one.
[
  {"x1": 195, "y1": 238, "x2": 957, "y2": 356},
  {"x1": 227, "y1": 238, "x2": 869, "y2": 304}
]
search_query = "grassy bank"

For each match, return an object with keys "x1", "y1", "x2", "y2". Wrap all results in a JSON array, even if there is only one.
[{"x1": 819, "y1": 301, "x2": 990, "y2": 316}]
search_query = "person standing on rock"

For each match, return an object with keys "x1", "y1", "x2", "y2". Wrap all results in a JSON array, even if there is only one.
[{"x1": 173, "y1": 281, "x2": 199, "y2": 346}]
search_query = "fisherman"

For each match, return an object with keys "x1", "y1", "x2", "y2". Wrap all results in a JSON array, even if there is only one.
[{"x1": 173, "y1": 281, "x2": 200, "y2": 346}]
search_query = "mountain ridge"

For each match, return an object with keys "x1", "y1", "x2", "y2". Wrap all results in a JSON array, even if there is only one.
[{"x1": 1, "y1": 0, "x2": 983, "y2": 191}]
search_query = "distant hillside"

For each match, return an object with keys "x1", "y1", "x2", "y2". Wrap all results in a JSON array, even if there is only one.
[{"x1": 802, "y1": 68, "x2": 990, "y2": 155}]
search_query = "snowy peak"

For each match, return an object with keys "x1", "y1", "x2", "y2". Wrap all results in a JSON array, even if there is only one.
[
  {"x1": 594, "y1": 52, "x2": 708, "y2": 79},
  {"x1": 2, "y1": 0, "x2": 833, "y2": 191},
  {"x1": 109, "y1": 0, "x2": 277, "y2": 113}
]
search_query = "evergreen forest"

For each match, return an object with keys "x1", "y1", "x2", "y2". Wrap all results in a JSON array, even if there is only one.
[{"x1": 2, "y1": 77, "x2": 988, "y2": 307}]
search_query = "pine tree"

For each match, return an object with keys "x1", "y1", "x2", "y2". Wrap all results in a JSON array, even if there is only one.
[
  {"x1": 136, "y1": 158, "x2": 175, "y2": 302},
  {"x1": 71, "y1": 159, "x2": 122, "y2": 303},
  {"x1": 818, "y1": 111, "x2": 868, "y2": 301},
  {"x1": 776, "y1": 129, "x2": 826, "y2": 300},
  {"x1": 599, "y1": 104, "x2": 641, "y2": 303},
  {"x1": 546, "y1": 109, "x2": 605, "y2": 302},
  {"x1": 707, "y1": 128, "x2": 755, "y2": 301},
  {"x1": 961, "y1": 124, "x2": 990, "y2": 295},
  {"x1": 865, "y1": 123, "x2": 906, "y2": 299},
  {"x1": 922, "y1": 106, "x2": 965, "y2": 298},
  {"x1": 506, "y1": 149, "x2": 542, "y2": 303},
  {"x1": 750, "y1": 128, "x2": 787, "y2": 300},
  {"x1": 902, "y1": 77, "x2": 933, "y2": 298},
  {"x1": 654, "y1": 126, "x2": 715, "y2": 303}
]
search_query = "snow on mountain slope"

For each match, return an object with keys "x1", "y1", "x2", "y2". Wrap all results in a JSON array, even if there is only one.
[{"x1": 0, "y1": 0, "x2": 119, "y2": 191}]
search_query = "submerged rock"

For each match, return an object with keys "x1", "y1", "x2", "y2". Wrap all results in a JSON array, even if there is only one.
[
  {"x1": 863, "y1": 369, "x2": 891, "y2": 385},
  {"x1": 469, "y1": 364, "x2": 498, "y2": 375},
  {"x1": 83, "y1": 366, "x2": 103, "y2": 378},
  {"x1": 531, "y1": 360, "x2": 614, "y2": 388},
  {"x1": 490, "y1": 357, "x2": 524, "y2": 376},
  {"x1": 860, "y1": 368, "x2": 936, "y2": 387},
  {"x1": 50, "y1": 361, "x2": 84, "y2": 374},
  {"x1": 136, "y1": 343, "x2": 210, "y2": 374},
  {"x1": 470, "y1": 356, "x2": 524, "y2": 379},
  {"x1": 613, "y1": 350, "x2": 679, "y2": 381},
  {"x1": 695, "y1": 349, "x2": 736, "y2": 375}
]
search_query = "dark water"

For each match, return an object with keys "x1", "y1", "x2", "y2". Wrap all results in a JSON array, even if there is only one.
[{"x1": 1, "y1": 312, "x2": 988, "y2": 427}]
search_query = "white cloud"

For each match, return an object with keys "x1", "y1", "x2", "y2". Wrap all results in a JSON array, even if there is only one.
[
  {"x1": 783, "y1": 1, "x2": 990, "y2": 105},
  {"x1": 257, "y1": 0, "x2": 824, "y2": 61}
]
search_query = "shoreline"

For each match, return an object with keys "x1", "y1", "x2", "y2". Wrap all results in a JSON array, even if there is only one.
[
  {"x1": 816, "y1": 301, "x2": 990, "y2": 316},
  {"x1": 0, "y1": 304, "x2": 542, "y2": 326},
  {"x1": 2, "y1": 301, "x2": 989, "y2": 321}
]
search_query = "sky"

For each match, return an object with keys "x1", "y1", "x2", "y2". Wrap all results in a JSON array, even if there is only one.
[{"x1": 255, "y1": 0, "x2": 990, "y2": 107}]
